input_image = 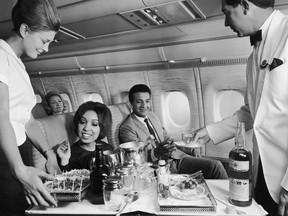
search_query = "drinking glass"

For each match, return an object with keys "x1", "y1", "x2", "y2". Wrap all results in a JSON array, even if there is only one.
[
  {"x1": 115, "y1": 164, "x2": 135, "y2": 193},
  {"x1": 103, "y1": 178, "x2": 126, "y2": 211},
  {"x1": 181, "y1": 128, "x2": 194, "y2": 144},
  {"x1": 103, "y1": 149, "x2": 122, "y2": 175}
]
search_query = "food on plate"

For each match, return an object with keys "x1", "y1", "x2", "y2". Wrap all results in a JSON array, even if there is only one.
[
  {"x1": 45, "y1": 169, "x2": 90, "y2": 193},
  {"x1": 179, "y1": 179, "x2": 198, "y2": 194}
]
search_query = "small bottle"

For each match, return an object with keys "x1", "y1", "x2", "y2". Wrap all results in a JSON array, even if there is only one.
[
  {"x1": 157, "y1": 160, "x2": 169, "y2": 199},
  {"x1": 228, "y1": 122, "x2": 252, "y2": 206},
  {"x1": 90, "y1": 143, "x2": 109, "y2": 204}
]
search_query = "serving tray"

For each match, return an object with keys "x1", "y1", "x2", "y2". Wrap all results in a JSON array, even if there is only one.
[
  {"x1": 157, "y1": 171, "x2": 217, "y2": 213},
  {"x1": 44, "y1": 169, "x2": 90, "y2": 202}
]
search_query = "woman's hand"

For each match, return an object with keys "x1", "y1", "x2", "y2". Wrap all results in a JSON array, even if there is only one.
[
  {"x1": 56, "y1": 140, "x2": 71, "y2": 166},
  {"x1": 16, "y1": 165, "x2": 58, "y2": 207}
]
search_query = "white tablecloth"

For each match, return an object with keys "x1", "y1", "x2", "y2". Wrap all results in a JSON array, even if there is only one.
[{"x1": 26, "y1": 180, "x2": 267, "y2": 216}]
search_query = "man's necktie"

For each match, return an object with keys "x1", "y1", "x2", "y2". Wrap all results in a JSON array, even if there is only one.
[
  {"x1": 250, "y1": 29, "x2": 262, "y2": 46},
  {"x1": 144, "y1": 118, "x2": 159, "y2": 144}
]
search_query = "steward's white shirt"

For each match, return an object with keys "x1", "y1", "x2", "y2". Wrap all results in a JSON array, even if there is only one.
[{"x1": 0, "y1": 39, "x2": 36, "y2": 146}]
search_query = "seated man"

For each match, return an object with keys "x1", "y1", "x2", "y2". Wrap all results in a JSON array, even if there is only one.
[{"x1": 119, "y1": 84, "x2": 228, "y2": 179}]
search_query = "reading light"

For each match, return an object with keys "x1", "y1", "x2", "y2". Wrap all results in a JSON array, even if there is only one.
[{"x1": 140, "y1": 8, "x2": 166, "y2": 25}]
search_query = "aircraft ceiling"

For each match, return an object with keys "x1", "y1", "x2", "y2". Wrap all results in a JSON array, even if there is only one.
[{"x1": 1, "y1": 0, "x2": 288, "y2": 62}]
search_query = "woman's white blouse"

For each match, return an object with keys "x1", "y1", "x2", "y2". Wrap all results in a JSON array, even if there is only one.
[{"x1": 0, "y1": 39, "x2": 36, "y2": 146}]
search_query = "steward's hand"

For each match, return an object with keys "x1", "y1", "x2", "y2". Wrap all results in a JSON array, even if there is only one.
[
  {"x1": 278, "y1": 187, "x2": 288, "y2": 216},
  {"x1": 16, "y1": 165, "x2": 57, "y2": 207},
  {"x1": 192, "y1": 127, "x2": 211, "y2": 145}
]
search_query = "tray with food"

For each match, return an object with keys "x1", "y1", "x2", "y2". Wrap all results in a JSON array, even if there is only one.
[
  {"x1": 44, "y1": 169, "x2": 90, "y2": 202},
  {"x1": 158, "y1": 171, "x2": 217, "y2": 213}
]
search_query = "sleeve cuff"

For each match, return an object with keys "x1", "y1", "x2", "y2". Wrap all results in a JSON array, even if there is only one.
[
  {"x1": 151, "y1": 149, "x2": 158, "y2": 162},
  {"x1": 281, "y1": 170, "x2": 288, "y2": 191}
]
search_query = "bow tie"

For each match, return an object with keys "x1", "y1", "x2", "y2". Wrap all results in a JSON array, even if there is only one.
[{"x1": 250, "y1": 30, "x2": 262, "y2": 46}]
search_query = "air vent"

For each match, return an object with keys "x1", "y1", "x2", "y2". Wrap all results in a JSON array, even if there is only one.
[
  {"x1": 55, "y1": 26, "x2": 86, "y2": 42},
  {"x1": 120, "y1": 0, "x2": 206, "y2": 29}
]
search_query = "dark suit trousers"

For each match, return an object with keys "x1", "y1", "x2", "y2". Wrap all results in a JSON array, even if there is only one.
[
  {"x1": 170, "y1": 156, "x2": 228, "y2": 179},
  {"x1": 255, "y1": 159, "x2": 278, "y2": 216}
]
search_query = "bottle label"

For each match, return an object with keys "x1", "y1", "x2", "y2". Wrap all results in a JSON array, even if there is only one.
[
  {"x1": 229, "y1": 159, "x2": 249, "y2": 172},
  {"x1": 229, "y1": 178, "x2": 249, "y2": 201}
]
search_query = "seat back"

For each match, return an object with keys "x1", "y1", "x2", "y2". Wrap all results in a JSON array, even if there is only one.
[
  {"x1": 30, "y1": 112, "x2": 78, "y2": 170},
  {"x1": 107, "y1": 103, "x2": 131, "y2": 148},
  {"x1": 28, "y1": 103, "x2": 130, "y2": 171}
]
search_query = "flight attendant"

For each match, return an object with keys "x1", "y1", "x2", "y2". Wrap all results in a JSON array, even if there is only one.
[
  {"x1": 192, "y1": 0, "x2": 288, "y2": 215},
  {"x1": 0, "y1": 0, "x2": 61, "y2": 215}
]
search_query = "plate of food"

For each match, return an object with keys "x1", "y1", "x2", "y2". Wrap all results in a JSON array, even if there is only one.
[
  {"x1": 174, "y1": 140, "x2": 203, "y2": 148},
  {"x1": 169, "y1": 177, "x2": 207, "y2": 201}
]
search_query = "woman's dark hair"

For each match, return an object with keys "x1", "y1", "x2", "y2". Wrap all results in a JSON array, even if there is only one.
[
  {"x1": 12, "y1": 0, "x2": 60, "y2": 33},
  {"x1": 42, "y1": 91, "x2": 65, "y2": 115},
  {"x1": 225, "y1": 0, "x2": 274, "y2": 8},
  {"x1": 73, "y1": 101, "x2": 112, "y2": 140},
  {"x1": 128, "y1": 84, "x2": 151, "y2": 103}
]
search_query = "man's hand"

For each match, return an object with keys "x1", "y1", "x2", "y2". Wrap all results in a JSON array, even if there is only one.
[
  {"x1": 278, "y1": 187, "x2": 288, "y2": 216},
  {"x1": 154, "y1": 137, "x2": 176, "y2": 159},
  {"x1": 192, "y1": 127, "x2": 211, "y2": 145},
  {"x1": 16, "y1": 165, "x2": 58, "y2": 207},
  {"x1": 191, "y1": 148, "x2": 202, "y2": 157}
]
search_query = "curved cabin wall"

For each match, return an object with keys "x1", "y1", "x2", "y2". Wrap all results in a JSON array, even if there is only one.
[{"x1": 26, "y1": 35, "x2": 253, "y2": 160}]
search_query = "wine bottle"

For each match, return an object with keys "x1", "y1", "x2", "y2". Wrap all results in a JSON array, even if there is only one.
[
  {"x1": 228, "y1": 122, "x2": 252, "y2": 206},
  {"x1": 157, "y1": 160, "x2": 169, "y2": 199},
  {"x1": 90, "y1": 143, "x2": 109, "y2": 204}
]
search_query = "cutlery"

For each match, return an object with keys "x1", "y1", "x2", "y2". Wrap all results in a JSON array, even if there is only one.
[
  {"x1": 116, "y1": 191, "x2": 138, "y2": 216},
  {"x1": 214, "y1": 197, "x2": 247, "y2": 215}
]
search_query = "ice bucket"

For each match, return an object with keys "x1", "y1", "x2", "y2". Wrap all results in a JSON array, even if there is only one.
[{"x1": 119, "y1": 141, "x2": 146, "y2": 165}]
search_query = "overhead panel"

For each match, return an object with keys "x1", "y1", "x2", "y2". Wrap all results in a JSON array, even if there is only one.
[{"x1": 120, "y1": 0, "x2": 206, "y2": 30}]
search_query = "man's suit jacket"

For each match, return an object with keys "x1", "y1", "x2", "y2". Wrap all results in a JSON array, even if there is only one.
[
  {"x1": 119, "y1": 111, "x2": 188, "y2": 161},
  {"x1": 206, "y1": 10, "x2": 288, "y2": 203}
]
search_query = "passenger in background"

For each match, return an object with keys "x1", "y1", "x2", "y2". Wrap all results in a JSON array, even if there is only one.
[
  {"x1": 43, "y1": 91, "x2": 66, "y2": 115},
  {"x1": 0, "y1": 0, "x2": 60, "y2": 214},
  {"x1": 56, "y1": 101, "x2": 113, "y2": 171},
  {"x1": 192, "y1": 0, "x2": 288, "y2": 215},
  {"x1": 119, "y1": 84, "x2": 228, "y2": 179}
]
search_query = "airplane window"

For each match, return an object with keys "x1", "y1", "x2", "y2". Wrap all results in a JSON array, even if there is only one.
[
  {"x1": 120, "y1": 92, "x2": 129, "y2": 103},
  {"x1": 83, "y1": 93, "x2": 103, "y2": 103},
  {"x1": 60, "y1": 93, "x2": 72, "y2": 113},
  {"x1": 214, "y1": 90, "x2": 244, "y2": 121},
  {"x1": 165, "y1": 91, "x2": 190, "y2": 127}
]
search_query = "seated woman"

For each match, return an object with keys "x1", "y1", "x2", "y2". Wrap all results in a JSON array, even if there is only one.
[
  {"x1": 56, "y1": 101, "x2": 113, "y2": 171},
  {"x1": 43, "y1": 91, "x2": 66, "y2": 115}
]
